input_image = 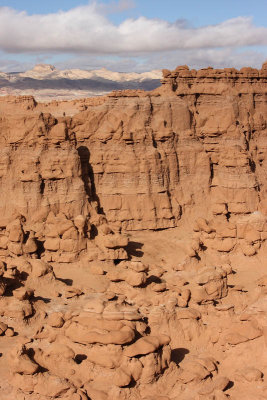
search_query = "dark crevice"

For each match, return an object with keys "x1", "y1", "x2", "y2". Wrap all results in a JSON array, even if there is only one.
[
  {"x1": 209, "y1": 159, "x2": 214, "y2": 185},
  {"x1": 36, "y1": 240, "x2": 45, "y2": 258},
  {"x1": 249, "y1": 158, "x2": 256, "y2": 173},
  {"x1": 77, "y1": 146, "x2": 104, "y2": 214},
  {"x1": 74, "y1": 354, "x2": 87, "y2": 364},
  {"x1": 40, "y1": 179, "x2": 45, "y2": 194},
  {"x1": 23, "y1": 231, "x2": 30, "y2": 244},
  {"x1": 225, "y1": 212, "x2": 231, "y2": 221}
]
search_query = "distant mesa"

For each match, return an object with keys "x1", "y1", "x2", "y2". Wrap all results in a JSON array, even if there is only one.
[
  {"x1": 32, "y1": 64, "x2": 57, "y2": 73},
  {"x1": 1, "y1": 62, "x2": 266, "y2": 102},
  {"x1": 0, "y1": 63, "x2": 162, "y2": 101}
]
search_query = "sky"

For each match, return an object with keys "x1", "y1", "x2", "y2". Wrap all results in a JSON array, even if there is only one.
[{"x1": 0, "y1": 0, "x2": 266, "y2": 72}]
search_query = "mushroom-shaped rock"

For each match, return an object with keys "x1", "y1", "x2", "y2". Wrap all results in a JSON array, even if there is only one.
[{"x1": 124, "y1": 335, "x2": 170, "y2": 357}]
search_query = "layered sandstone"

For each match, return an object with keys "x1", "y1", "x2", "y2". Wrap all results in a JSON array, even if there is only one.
[
  {"x1": 0, "y1": 64, "x2": 266, "y2": 400},
  {"x1": 0, "y1": 63, "x2": 267, "y2": 232}
]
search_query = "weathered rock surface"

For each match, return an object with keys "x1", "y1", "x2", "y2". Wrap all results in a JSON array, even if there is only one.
[{"x1": 0, "y1": 64, "x2": 266, "y2": 400}]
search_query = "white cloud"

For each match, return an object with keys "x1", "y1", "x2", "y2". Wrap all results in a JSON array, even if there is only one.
[
  {"x1": 54, "y1": 48, "x2": 266, "y2": 72},
  {"x1": 142, "y1": 48, "x2": 266, "y2": 71},
  {"x1": 0, "y1": 3, "x2": 266, "y2": 55},
  {"x1": 1, "y1": 47, "x2": 266, "y2": 74}
]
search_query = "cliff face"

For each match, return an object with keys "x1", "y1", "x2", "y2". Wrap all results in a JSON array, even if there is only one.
[
  {"x1": 71, "y1": 63, "x2": 267, "y2": 230},
  {"x1": 0, "y1": 64, "x2": 266, "y2": 232},
  {"x1": 0, "y1": 96, "x2": 131, "y2": 264},
  {"x1": 0, "y1": 96, "x2": 87, "y2": 225}
]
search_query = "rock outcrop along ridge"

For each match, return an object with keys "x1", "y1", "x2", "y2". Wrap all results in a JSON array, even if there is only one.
[
  {"x1": 1, "y1": 63, "x2": 267, "y2": 232},
  {"x1": 0, "y1": 63, "x2": 266, "y2": 400}
]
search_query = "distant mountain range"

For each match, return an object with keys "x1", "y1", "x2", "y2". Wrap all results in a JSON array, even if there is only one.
[{"x1": 0, "y1": 64, "x2": 162, "y2": 101}]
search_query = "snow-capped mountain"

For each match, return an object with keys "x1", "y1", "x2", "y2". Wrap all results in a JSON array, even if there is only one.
[{"x1": 0, "y1": 64, "x2": 162, "y2": 101}]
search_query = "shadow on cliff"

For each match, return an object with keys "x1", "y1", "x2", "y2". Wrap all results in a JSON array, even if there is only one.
[
  {"x1": 171, "y1": 348, "x2": 189, "y2": 365},
  {"x1": 77, "y1": 146, "x2": 104, "y2": 215},
  {"x1": 125, "y1": 241, "x2": 144, "y2": 258},
  {"x1": 77, "y1": 146, "x2": 145, "y2": 256}
]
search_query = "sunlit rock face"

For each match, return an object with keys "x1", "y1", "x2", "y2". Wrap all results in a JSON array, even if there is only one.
[{"x1": 0, "y1": 63, "x2": 266, "y2": 400}]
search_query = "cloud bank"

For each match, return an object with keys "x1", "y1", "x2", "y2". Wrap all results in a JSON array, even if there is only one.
[
  {"x1": 0, "y1": 1, "x2": 266, "y2": 72},
  {"x1": 0, "y1": 3, "x2": 266, "y2": 54}
]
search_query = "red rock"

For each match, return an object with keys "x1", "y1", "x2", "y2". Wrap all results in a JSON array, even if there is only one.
[{"x1": 0, "y1": 63, "x2": 266, "y2": 400}]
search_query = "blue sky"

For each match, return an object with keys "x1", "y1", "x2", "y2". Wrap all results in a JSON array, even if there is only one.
[
  {"x1": 1, "y1": 0, "x2": 266, "y2": 26},
  {"x1": 0, "y1": 0, "x2": 266, "y2": 72}
]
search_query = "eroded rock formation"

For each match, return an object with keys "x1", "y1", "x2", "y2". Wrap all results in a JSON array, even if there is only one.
[{"x1": 0, "y1": 63, "x2": 266, "y2": 399}]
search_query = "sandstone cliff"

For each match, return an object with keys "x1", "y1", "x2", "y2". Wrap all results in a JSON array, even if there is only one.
[
  {"x1": 0, "y1": 64, "x2": 266, "y2": 400},
  {"x1": 1, "y1": 63, "x2": 267, "y2": 232}
]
